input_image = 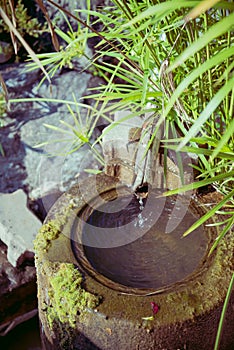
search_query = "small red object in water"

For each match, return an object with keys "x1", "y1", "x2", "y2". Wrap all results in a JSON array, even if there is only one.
[{"x1": 150, "y1": 302, "x2": 159, "y2": 315}]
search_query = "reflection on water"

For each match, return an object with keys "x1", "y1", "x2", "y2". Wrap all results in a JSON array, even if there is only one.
[
  {"x1": 0, "y1": 316, "x2": 41, "y2": 350},
  {"x1": 82, "y1": 191, "x2": 208, "y2": 289}
]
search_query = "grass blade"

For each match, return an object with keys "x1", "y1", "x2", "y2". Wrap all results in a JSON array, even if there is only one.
[
  {"x1": 168, "y1": 12, "x2": 234, "y2": 71},
  {"x1": 122, "y1": 1, "x2": 198, "y2": 28},
  {"x1": 0, "y1": 7, "x2": 51, "y2": 85},
  {"x1": 209, "y1": 216, "x2": 234, "y2": 255},
  {"x1": 162, "y1": 171, "x2": 234, "y2": 196},
  {"x1": 214, "y1": 273, "x2": 234, "y2": 350},
  {"x1": 162, "y1": 46, "x2": 234, "y2": 119},
  {"x1": 43, "y1": 123, "x2": 72, "y2": 135},
  {"x1": 165, "y1": 145, "x2": 234, "y2": 160},
  {"x1": 183, "y1": 189, "x2": 234, "y2": 236},
  {"x1": 0, "y1": 143, "x2": 5, "y2": 156},
  {"x1": 211, "y1": 119, "x2": 234, "y2": 160},
  {"x1": 177, "y1": 76, "x2": 234, "y2": 151}
]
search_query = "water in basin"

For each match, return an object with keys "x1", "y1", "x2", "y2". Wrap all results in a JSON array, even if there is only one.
[{"x1": 75, "y1": 190, "x2": 208, "y2": 289}]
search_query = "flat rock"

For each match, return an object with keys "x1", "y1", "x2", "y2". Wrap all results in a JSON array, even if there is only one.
[
  {"x1": 0, "y1": 63, "x2": 105, "y2": 201},
  {"x1": 0, "y1": 190, "x2": 41, "y2": 266}
]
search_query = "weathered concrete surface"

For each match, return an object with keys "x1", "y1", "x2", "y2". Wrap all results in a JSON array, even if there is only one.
[{"x1": 0, "y1": 190, "x2": 41, "y2": 266}]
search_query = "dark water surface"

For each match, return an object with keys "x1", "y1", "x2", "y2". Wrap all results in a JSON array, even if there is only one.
[{"x1": 80, "y1": 191, "x2": 208, "y2": 289}]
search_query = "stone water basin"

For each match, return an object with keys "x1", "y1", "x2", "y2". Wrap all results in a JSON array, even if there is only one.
[{"x1": 35, "y1": 173, "x2": 234, "y2": 350}]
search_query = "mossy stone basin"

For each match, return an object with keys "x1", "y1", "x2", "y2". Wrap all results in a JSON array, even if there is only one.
[{"x1": 34, "y1": 173, "x2": 234, "y2": 350}]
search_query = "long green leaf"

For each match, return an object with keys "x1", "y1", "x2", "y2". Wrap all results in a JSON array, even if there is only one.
[
  {"x1": 84, "y1": 168, "x2": 102, "y2": 175},
  {"x1": 211, "y1": 119, "x2": 234, "y2": 160},
  {"x1": 177, "y1": 76, "x2": 234, "y2": 151},
  {"x1": 122, "y1": 1, "x2": 200, "y2": 28},
  {"x1": 165, "y1": 145, "x2": 234, "y2": 160},
  {"x1": 43, "y1": 123, "x2": 72, "y2": 134},
  {"x1": 163, "y1": 46, "x2": 234, "y2": 119},
  {"x1": 168, "y1": 12, "x2": 234, "y2": 71},
  {"x1": 183, "y1": 188, "x2": 234, "y2": 236},
  {"x1": 185, "y1": 0, "x2": 222, "y2": 21},
  {"x1": 162, "y1": 170, "x2": 234, "y2": 196},
  {"x1": 209, "y1": 216, "x2": 234, "y2": 255},
  {"x1": 214, "y1": 273, "x2": 234, "y2": 350}
]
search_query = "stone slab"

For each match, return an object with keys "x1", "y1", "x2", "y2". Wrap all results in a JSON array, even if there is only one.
[
  {"x1": 0, "y1": 190, "x2": 41, "y2": 266},
  {"x1": 0, "y1": 62, "x2": 105, "y2": 199}
]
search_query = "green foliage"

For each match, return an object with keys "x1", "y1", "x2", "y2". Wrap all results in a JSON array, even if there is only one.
[
  {"x1": 26, "y1": 6, "x2": 94, "y2": 81},
  {"x1": 34, "y1": 220, "x2": 61, "y2": 252},
  {"x1": 32, "y1": 95, "x2": 107, "y2": 167},
  {"x1": 0, "y1": 0, "x2": 46, "y2": 38},
  {"x1": 2, "y1": 1, "x2": 233, "y2": 228},
  {"x1": 0, "y1": 92, "x2": 7, "y2": 123},
  {"x1": 85, "y1": 0, "x2": 234, "y2": 233},
  {"x1": 1, "y1": 1, "x2": 233, "y2": 229}
]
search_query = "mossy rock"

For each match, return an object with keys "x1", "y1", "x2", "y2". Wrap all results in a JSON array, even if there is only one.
[{"x1": 34, "y1": 173, "x2": 234, "y2": 350}]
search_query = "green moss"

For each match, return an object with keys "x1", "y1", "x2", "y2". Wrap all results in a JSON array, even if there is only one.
[
  {"x1": 46, "y1": 263, "x2": 100, "y2": 328},
  {"x1": 34, "y1": 200, "x2": 74, "y2": 252},
  {"x1": 34, "y1": 220, "x2": 61, "y2": 252}
]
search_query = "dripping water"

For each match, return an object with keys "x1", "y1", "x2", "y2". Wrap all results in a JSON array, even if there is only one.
[{"x1": 134, "y1": 183, "x2": 149, "y2": 228}]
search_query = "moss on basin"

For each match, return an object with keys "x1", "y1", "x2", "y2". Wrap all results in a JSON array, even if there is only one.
[
  {"x1": 34, "y1": 220, "x2": 61, "y2": 252},
  {"x1": 46, "y1": 262, "x2": 100, "y2": 328},
  {"x1": 34, "y1": 194, "x2": 77, "y2": 252}
]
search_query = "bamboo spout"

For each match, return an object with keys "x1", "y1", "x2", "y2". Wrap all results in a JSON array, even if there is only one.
[{"x1": 102, "y1": 110, "x2": 162, "y2": 190}]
